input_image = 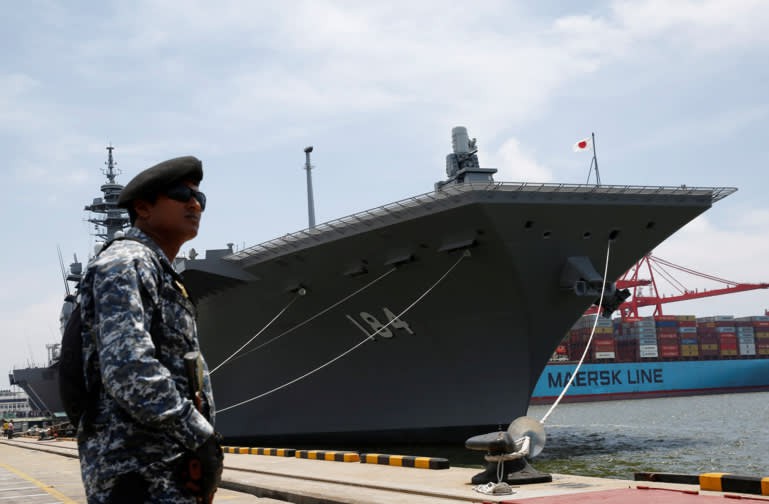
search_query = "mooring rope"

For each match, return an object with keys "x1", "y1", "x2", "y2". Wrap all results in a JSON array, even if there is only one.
[
  {"x1": 217, "y1": 250, "x2": 470, "y2": 414},
  {"x1": 228, "y1": 267, "x2": 398, "y2": 364},
  {"x1": 539, "y1": 239, "x2": 612, "y2": 425},
  {"x1": 474, "y1": 240, "x2": 613, "y2": 497},
  {"x1": 209, "y1": 296, "x2": 300, "y2": 374}
]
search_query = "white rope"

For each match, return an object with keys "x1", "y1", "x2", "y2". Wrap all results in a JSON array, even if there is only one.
[
  {"x1": 218, "y1": 251, "x2": 469, "y2": 415},
  {"x1": 230, "y1": 267, "x2": 397, "y2": 362},
  {"x1": 539, "y1": 239, "x2": 612, "y2": 425},
  {"x1": 472, "y1": 481, "x2": 515, "y2": 496},
  {"x1": 210, "y1": 296, "x2": 299, "y2": 374},
  {"x1": 475, "y1": 242, "x2": 613, "y2": 498}
]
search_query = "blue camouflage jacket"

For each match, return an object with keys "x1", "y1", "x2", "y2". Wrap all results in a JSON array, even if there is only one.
[{"x1": 77, "y1": 227, "x2": 215, "y2": 488}]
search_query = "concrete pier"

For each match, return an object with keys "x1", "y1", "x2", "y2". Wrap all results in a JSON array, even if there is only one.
[{"x1": 1, "y1": 437, "x2": 764, "y2": 503}]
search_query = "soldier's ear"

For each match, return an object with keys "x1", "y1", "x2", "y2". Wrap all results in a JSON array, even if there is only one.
[{"x1": 133, "y1": 199, "x2": 153, "y2": 221}]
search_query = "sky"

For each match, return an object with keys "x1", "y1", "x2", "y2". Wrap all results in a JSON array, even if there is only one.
[{"x1": 2, "y1": 0, "x2": 769, "y2": 385}]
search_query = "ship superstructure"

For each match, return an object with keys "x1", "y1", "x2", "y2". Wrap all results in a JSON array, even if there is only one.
[{"x1": 10, "y1": 146, "x2": 129, "y2": 414}]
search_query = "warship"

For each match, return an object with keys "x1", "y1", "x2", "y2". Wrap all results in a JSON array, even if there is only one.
[
  {"x1": 9, "y1": 129, "x2": 735, "y2": 444},
  {"x1": 177, "y1": 127, "x2": 734, "y2": 444},
  {"x1": 9, "y1": 146, "x2": 130, "y2": 416}
]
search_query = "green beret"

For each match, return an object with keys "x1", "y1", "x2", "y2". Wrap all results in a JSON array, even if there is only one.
[{"x1": 118, "y1": 156, "x2": 203, "y2": 207}]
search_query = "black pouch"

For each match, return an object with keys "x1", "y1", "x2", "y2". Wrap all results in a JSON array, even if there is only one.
[
  {"x1": 177, "y1": 434, "x2": 223, "y2": 504},
  {"x1": 108, "y1": 471, "x2": 150, "y2": 503}
]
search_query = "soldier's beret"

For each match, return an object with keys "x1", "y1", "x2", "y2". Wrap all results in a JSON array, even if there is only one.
[{"x1": 118, "y1": 156, "x2": 203, "y2": 208}]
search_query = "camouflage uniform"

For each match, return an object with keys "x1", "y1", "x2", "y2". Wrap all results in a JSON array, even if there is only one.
[{"x1": 78, "y1": 227, "x2": 215, "y2": 504}]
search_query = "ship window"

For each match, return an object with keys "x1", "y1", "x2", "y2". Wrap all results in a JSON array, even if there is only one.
[
  {"x1": 646, "y1": 221, "x2": 655, "y2": 229},
  {"x1": 583, "y1": 231, "x2": 592, "y2": 239},
  {"x1": 609, "y1": 229, "x2": 621, "y2": 240},
  {"x1": 543, "y1": 230, "x2": 552, "y2": 239},
  {"x1": 524, "y1": 220, "x2": 534, "y2": 229}
]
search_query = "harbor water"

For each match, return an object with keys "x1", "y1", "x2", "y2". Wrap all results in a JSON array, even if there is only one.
[
  {"x1": 362, "y1": 392, "x2": 769, "y2": 480},
  {"x1": 523, "y1": 391, "x2": 769, "y2": 479}
]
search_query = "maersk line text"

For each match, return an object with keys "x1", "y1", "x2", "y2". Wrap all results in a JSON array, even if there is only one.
[{"x1": 546, "y1": 368, "x2": 663, "y2": 388}]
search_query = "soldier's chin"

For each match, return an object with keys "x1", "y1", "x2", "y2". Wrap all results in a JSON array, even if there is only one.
[{"x1": 183, "y1": 226, "x2": 199, "y2": 241}]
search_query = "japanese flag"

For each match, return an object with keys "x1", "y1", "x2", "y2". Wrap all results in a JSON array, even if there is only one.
[{"x1": 573, "y1": 137, "x2": 591, "y2": 152}]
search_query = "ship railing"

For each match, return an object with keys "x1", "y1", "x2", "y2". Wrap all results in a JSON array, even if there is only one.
[{"x1": 225, "y1": 181, "x2": 736, "y2": 263}]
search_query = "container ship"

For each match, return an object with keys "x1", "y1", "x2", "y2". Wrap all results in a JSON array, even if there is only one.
[
  {"x1": 9, "y1": 128, "x2": 736, "y2": 444},
  {"x1": 531, "y1": 314, "x2": 769, "y2": 404}
]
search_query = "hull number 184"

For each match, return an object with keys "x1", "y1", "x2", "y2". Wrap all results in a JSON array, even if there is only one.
[{"x1": 346, "y1": 307, "x2": 414, "y2": 340}]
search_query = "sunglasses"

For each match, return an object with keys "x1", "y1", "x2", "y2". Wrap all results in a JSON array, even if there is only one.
[{"x1": 165, "y1": 184, "x2": 206, "y2": 211}]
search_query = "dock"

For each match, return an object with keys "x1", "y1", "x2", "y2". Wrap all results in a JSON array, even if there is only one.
[{"x1": 2, "y1": 437, "x2": 767, "y2": 503}]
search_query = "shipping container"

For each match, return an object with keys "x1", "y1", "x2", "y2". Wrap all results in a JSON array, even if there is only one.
[
  {"x1": 680, "y1": 344, "x2": 699, "y2": 357},
  {"x1": 553, "y1": 313, "x2": 769, "y2": 364},
  {"x1": 659, "y1": 344, "x2": 680, "y2": 358},
  {"x1": 697, "y1": 315, "x2": 735, "y2": 322},
  {"x1": 739, "y1": 343, "x2": 756, "y2": 356}
]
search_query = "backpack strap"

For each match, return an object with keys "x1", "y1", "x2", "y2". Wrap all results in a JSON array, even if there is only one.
[{"x1": 94, "y1": 235, "x2": 168, "y2": 348}]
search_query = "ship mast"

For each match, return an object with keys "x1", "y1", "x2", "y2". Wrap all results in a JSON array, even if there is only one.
[
  {"x1": 58, "y1": 146, "x2": 131, "y2": 336},
  {"x1": 304, "y1": 146, "x2": 316, "y2": 229},
  {"x1": 85, "y1": 145, "x2": 130, "y2": 241}
]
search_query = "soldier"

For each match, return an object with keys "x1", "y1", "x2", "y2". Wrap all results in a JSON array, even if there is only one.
[{"x1": 77, "y1": 156, "x2": 222, "y2": 503}]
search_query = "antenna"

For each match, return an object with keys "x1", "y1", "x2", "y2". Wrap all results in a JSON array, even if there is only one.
[
  {"x1": 103, "y1": 144, "x2": 121, "y2": 183},
  {"x1": 304, "y1": 146, "x2": 316, "y2": 229},
  {"x1": 57, "y1": 246, "x2": 71, "y2": 296}
]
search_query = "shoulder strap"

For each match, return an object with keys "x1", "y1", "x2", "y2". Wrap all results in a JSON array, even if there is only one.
[
  {"x1": 102, "y1": 235, "x2": 183, "y2": 286},
  {"x1": 88, "y1": 235, "x2": 172, "y2": 360}
]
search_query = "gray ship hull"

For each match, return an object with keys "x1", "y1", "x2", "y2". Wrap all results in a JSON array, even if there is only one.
[
  {"x1": 182, "y1": 182, "x2": 733, "y2": 444},
  {"x1": 10, "y1": 365, "x2": 62, "y2": 415}
]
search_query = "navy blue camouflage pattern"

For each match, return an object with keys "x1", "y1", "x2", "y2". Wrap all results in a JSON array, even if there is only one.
[{"x1": 77, "y1": 227, "x2": 215, "y2": 503}]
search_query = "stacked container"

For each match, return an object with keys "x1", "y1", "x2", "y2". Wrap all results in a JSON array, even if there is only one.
[
  {"x1": 636, "y1": 317, "x2": 659, "y2": 358},
  {"x1": 558, "y1": 315, "x2": 614, "y2": 361},
  {"x1": 591, "y1": 316, "x2": 616, "y2": 360},
  {"x1": 753, "y1": 316, "x2": 769, "y2": 356},
  {"x1": 654, "y1": 315, "x2": 680, "y2": 358},
  {"x1": 697, "y1": 315, "x2": 736, "y2": 358},
  {"x1": 734, "y1": 316, "x2": 758, "y2": 356},
  {"x1": 614, "y1": 317, "x2": 640, "y2": 362},
  {"x1": 676, "y1": 315, "x2": 699, "y2": 358},
  {"x1": 553, "y1": 313, "x2": 769, "y2": 363}
]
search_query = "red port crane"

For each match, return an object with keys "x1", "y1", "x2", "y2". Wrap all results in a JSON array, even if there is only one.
[{"x1": 587, "y1": 254, "x2": 769, "y2": 320}]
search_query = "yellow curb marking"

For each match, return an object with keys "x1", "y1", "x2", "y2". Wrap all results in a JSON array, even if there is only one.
[{"x1": 0, "y1": 461, "x2": 79, "y2": 504}]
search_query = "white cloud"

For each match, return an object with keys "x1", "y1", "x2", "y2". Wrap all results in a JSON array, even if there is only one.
[
  {"x1": 0, "y1": 73, "x2": 41, "y2": 131},
  {"x1": 484, "y1": 137, "x2": 553, "y2": 182},
  {"x1": 653, "y1": 213, "x2": 769, "y2": 288},
  {"x1": 610, "y1": 0, "x2": 769, "y2": 50}
]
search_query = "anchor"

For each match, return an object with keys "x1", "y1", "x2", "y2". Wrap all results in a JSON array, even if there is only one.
[{"x1": 465, "y1": 416, "x2": 551, "y2": 486}]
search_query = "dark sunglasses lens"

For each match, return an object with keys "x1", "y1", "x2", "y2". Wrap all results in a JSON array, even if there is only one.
[
  {"x1": 195, "y1": 191, "x2": 206, "y2": 210},
  {"x1": 166, "y1": 185, "x2": 206, "y2": 211}
]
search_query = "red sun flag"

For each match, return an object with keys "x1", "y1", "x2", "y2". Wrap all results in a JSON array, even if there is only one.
[{"x1": 573, "y1": 137, "x2": 591, "y2": 152}]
